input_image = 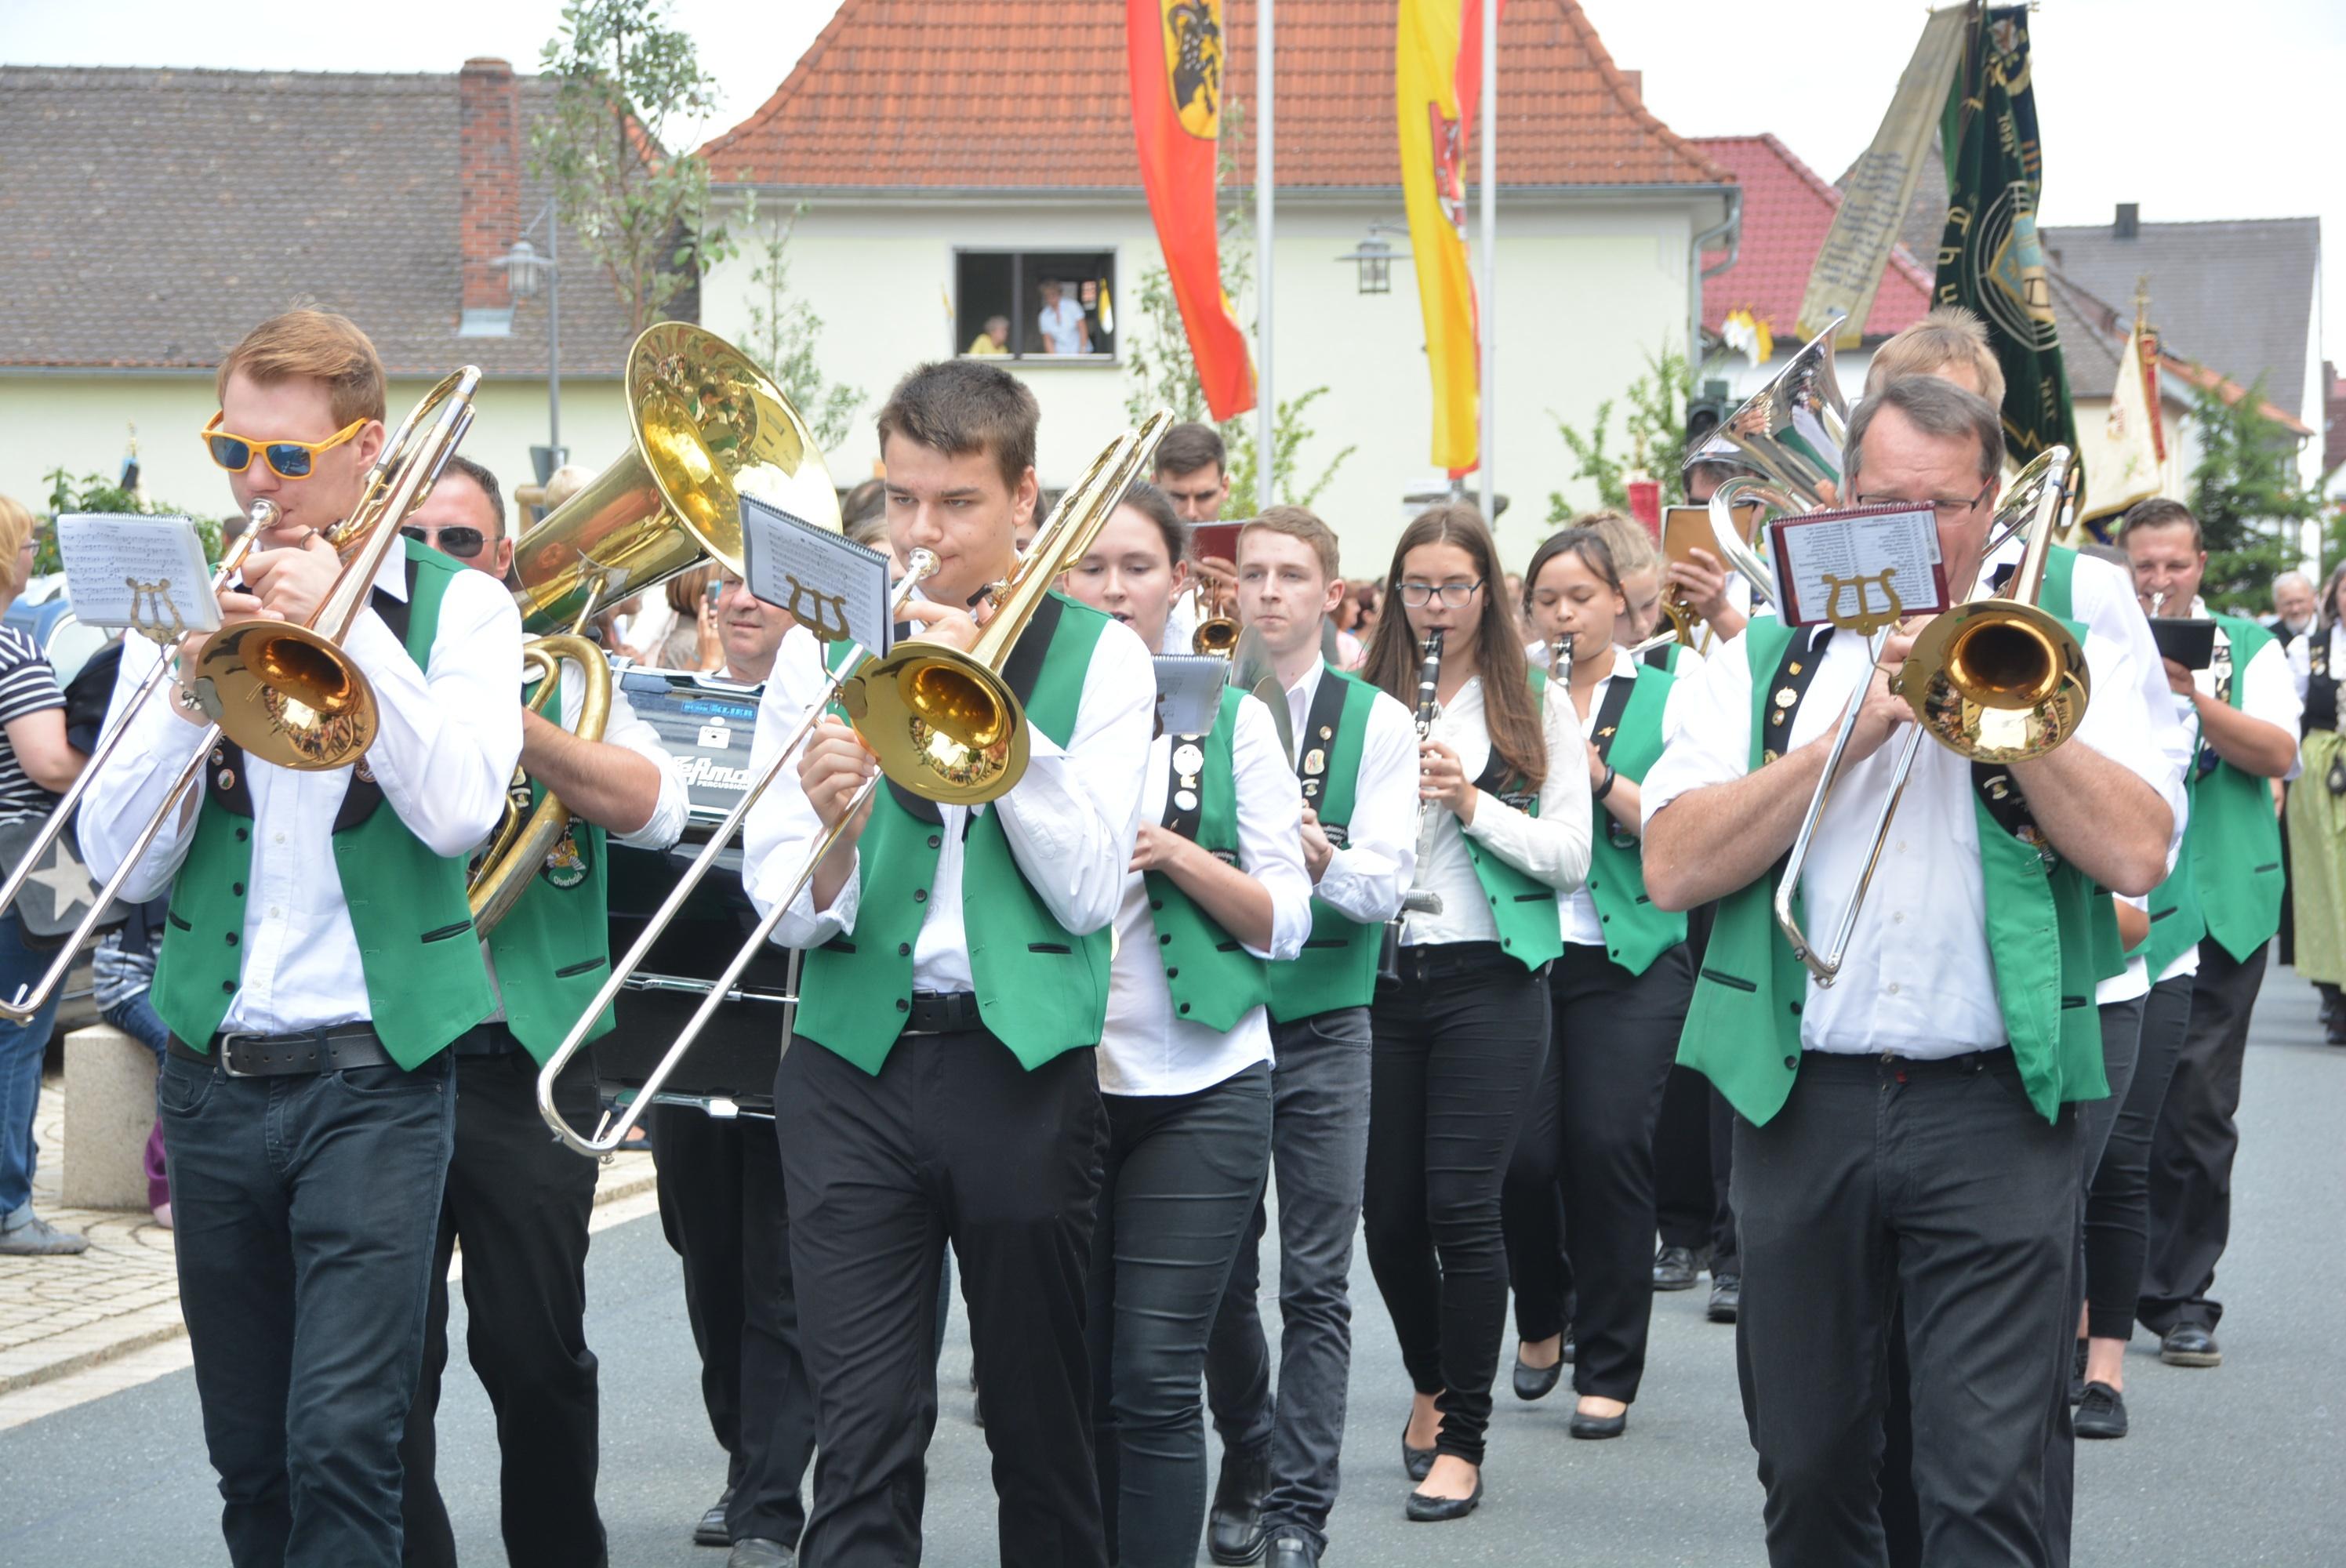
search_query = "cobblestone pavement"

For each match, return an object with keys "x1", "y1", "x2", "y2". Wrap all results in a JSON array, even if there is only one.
[{"x1": 0, "y1": 1073, "x2": 656, "y2": 1430}]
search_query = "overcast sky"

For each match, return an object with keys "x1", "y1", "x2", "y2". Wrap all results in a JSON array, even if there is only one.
[{"x1": 5, "y1": 0, "x2": 2336, "y2": 368}]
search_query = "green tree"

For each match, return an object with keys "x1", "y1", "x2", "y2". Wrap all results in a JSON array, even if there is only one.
[
  {"x1": 39, "y1": 469, "x2": 220, "y2": 575},
  {"x1": 1547, "y1": 346, "x2": 1694, "y2": 521},
  {"x1": 732, "y1": 190, "x2": 863, "y2": 450},
  {"x1": 532, "y1": 0, "x2": 727, "y2": 334},
  {"x1": 2186, "y1": 376, "x2": 2323, "y2": 612}
]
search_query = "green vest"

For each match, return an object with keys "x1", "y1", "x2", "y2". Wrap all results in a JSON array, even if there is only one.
[
  {"x1": 483, "y1": 666, "x2": 616, "y2": 1064},
  {"x1": 1676, "y1": 618, "x2": 2107, "y2": 1126},
  {"x1": 2141, "y1": 613, "x2": 2284, "y2": 970},
  {"x1": 1582, "y1": 662, "x2": 1687, "y2": 975},
  {"x1": 1459, "y1": 667, "x2": 1566, "y2": 971},
  {"x1": 1268, "y1": 670, "x2": 1384, "y2": 1022},
  {"x1": 2035, "y1": 549, "x2": 2126, "y2": 985},
  {"x1": 151, "y1": 539, "x2": 498, "y2": 1069},
  {"x1": 794, "y1": 593, "x2": 1113, "y2": 1073},
  {"x1": 1144, "y1": 688, "x2": 1269, "y2": 1032}
]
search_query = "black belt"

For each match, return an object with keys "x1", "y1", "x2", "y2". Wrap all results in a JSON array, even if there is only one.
[
  {"x1": 1388, "y1": 940, "x2": 1512, "y2": 982},
  {"x1": 1799, "y1": 1046, "x2": 2013, "y2": 1080},
  {"x1": 169, "y1": 1024, "x2": 394, "y2": 1077},
  {"x1": 902, "y1": 990, "x2": 985, "y2": 1036}
]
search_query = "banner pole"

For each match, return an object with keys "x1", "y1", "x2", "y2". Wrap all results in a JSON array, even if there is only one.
[
  {"x1": 1256, "y1": 0, "x2": 1276, "y2": 505},
  {"x1": 1476, "y1": 0, "x2": 1496, "y2": 521}
]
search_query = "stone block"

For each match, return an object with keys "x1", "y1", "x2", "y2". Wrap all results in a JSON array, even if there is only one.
[{"x1": 60, "y1": 1025, "x2": 157, "y2": 1211}]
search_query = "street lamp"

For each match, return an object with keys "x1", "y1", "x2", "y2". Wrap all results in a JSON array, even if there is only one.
[
  {"x1": 1336, "y1": 220, "x2": 1410, "y2": 296},
  {"x1": 492, "y1": 201, "x2": 565, "y2": 477}
]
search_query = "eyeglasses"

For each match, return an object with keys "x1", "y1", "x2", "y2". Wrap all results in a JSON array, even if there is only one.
[
  {"x1": 398, "y1": 524, "x2": 489, "y2": 560},
  {"x1": 1853, "y1": 479, "x2": 1995, "y2": 521},
  {"x1": 201, "y1": 413, "x2": 366, "y2": 479},
  {"x1": 1396, "y1": 579, "x2": 1484, "y2": 608}
]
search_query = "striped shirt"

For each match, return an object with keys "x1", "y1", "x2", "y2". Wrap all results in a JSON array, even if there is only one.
[{"x1": 0, "y1": 626, "x2": 64, "y2": 826}]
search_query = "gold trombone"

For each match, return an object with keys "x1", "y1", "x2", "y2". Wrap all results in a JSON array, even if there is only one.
[{"x1": 536, "y1": 410, "x2": 1175, "y2": 1156}]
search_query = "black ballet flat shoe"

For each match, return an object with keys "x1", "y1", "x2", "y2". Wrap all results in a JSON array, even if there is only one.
[
  {"x1": 2074, "y1": 1381, "x2": 2130, "y2": 1439},
  {"x1": 1569, "y1": 1406, "x2": 1628, "y2": 1440},
  {"x1": 1401, "y1": 1416, "x2": 1436, "y2": 1483},
  {"x1": 1404, "y1": 1478, "x2": 1483, "y2": 1523},
  {"x1": 1512, "y1": 1352, "x2": 1563, "y2": 1401},
  {"x1": 2159, "y1": 1323, "x2": 2221, "y2": 1368}
]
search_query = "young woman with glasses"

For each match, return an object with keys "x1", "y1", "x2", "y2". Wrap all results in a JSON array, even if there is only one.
[{"x1": 1356, "y1": 504, "x2": 1591, "y2": 1522}]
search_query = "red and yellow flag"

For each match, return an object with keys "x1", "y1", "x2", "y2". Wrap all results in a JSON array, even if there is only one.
[
  {"x1": 1128, "y1": 0, "x2": 1255, "y2": 420},
  {"x1": 1397, "y1": 0, "x2": 1494, "y2": 474}
]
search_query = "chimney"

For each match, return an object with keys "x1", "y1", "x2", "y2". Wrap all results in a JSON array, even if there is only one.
[
  {"x1": 2114, "y1": 202, "x2": 2140, "y2": 240},
  {"x1": 458, "y1": 57, "x2": 521, "y2": 328}
]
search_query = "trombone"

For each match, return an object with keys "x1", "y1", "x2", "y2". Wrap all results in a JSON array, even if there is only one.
[
  {"x1": 1772, "y1": 448, "x2": 2085, "y2": 983},
  {"x1": 535, "y1": 411, "x2": 1176, "y2": 1155}
]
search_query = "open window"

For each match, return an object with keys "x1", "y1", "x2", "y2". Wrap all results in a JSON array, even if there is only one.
[{"x1": 955, "y1": 249, "x2": 1117, "y2": 361}]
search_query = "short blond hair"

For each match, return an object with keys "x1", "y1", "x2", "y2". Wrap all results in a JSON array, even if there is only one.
[
  {"x1": 216, "y1": 309, "x2": 387, "y2": 426},
  {"x1": 0, "y1": 496, "x2": 35, "y2": 596},
  {"x1": 1580, "y1": 510, "x2": 1658, "y2": 575},
  {"x1": 1865, "y1": 305, "x2": 2005, "y2": 410},
  {"x1": 1241, "y1": 505, "x2": 1342, "y2": 581}
]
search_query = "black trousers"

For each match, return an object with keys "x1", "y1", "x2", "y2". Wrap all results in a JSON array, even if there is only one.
[
  {"x1": 648, "y1": 1103, "x2": 815, "y2": 1548},
  {"x1": 1363, "y1": 944, "x2": 1549, "y2": 1467},
  {"x1": 2141, "y1": 938, "x2": 2269, "y2": 1334},
  {"x1": 1088, "y1": 1065, "x2": 1271, "y2": 1568},
  {"x1": 2084, "y1": 976, "x2": 2193, "y2": 1341},
  {"x1": 1652, "y1": 1065, "x2": 1736, "y2": 1265},
  {"x1": 399, "y1": 1036, "x2": 605, "y2": 1568},
  {"x1": 1502, "y1": 943, "x2": 1692, "y2": 1402},
  {"x1": 1734, "y1": 1050, "x2": 2079, "y2": 1568},
  {"x1": 775, "y1": 1030, "x2": 1109, "y2": 1568}
]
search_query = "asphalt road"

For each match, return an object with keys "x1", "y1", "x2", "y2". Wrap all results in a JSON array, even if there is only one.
[{"x1": 4, "y1": 972, "x2": 2342, "y2": 1566}]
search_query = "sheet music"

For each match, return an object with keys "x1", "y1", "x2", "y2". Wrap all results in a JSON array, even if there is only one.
[
  {"x1": 55, "y1": 514, "x2": 220, "y2": 635},
  {"x1": 739, "y1": 495, "x2": 892, "y2": 655},
  {"x1": 1769, "y1": 506, "x2": 1945, "y2": 630}
]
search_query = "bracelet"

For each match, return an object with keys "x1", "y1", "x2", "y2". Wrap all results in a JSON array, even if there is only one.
[{"x1": 1592, "y1": 764, "x2": 1618, "y2": 803}]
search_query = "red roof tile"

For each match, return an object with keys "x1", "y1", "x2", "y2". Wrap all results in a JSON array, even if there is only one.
[
  {"x1": 704, "y1": 0, "x2": 1729, "y2": 191},
  {"x1": 1693, "y1": 133, "x2": 1932, "y2": 342}
]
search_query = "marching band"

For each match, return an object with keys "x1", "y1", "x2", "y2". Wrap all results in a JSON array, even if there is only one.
[{"x1": 45, "y1": 299, "x2": 2272, "y2": 1568}]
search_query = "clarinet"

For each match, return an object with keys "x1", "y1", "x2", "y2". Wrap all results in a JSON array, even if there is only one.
[{"x1": 1378, "y1": 629, "x2": 1447, "y2": 983}]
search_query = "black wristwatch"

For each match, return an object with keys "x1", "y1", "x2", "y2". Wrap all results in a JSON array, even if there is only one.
[{"x1": 1592, "y1": 764, "x2": 1617, "y2": 803}]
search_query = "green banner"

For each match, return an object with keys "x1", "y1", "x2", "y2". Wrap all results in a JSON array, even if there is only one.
[{"x1": 1934, "y1": 5, "x2": 2082, "y2": 506}]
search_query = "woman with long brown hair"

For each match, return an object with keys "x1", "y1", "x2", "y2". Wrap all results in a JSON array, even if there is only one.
[{"x1": 1358, "y1": 504, "x2": 1591, "y2": 1522}]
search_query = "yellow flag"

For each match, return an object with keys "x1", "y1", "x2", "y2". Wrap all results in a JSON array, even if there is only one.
[{"x1": 1397, "y1": 0, "x2": 1479, "y2": 474}]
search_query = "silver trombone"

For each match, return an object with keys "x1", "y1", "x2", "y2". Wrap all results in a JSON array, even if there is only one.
[
  {"x1": 1773, "y1": 448, "x2": 2085, "y2": 982},
  {"x1": 0, "y1": 499, "x2": 278, "y2": 1021}
]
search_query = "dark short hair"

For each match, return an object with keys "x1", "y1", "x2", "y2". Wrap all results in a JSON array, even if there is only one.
[
  {"x1": 840, "y1": 477, "x2": 886, "y2": 527},
  {"x1": 1844, "y1": 375, "x2": 2005, "y2": 487},
  {"x1": 875, "y1": 359, "x2": 1038, "y2": 497},
  {"x1": 1115, "y1": 481, "x2": 1188, "y2": 565},
  {"x1": 1522, "y1": 527, "x2": 1622, "y2": 611},
  {"x1": 438, "y1": 454, "x2": 506, "y2": 535},
  {"x1": 1153, "y1": 421, "x2": 1226, "y2": 481},
  {"x1": 2118, "y1": 497, "x2": 2203, "y2": 552}
]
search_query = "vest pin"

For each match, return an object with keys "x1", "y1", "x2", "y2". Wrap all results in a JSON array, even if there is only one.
[
  {"x1": 216, "y1": 768, "x2": 235, "y2": 791},
  {"x1": 1304, "y1": 748, "x2": 1327, "y2": 776},
  {"x1": 1174, "y1": 788, "x2": 1199, "y2": 812},
  {"x1": 1775, "y1": 687, "x2": 1800, "y2": 709}
]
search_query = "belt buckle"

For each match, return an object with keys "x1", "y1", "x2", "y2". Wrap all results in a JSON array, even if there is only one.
[{"x1": 216, "y1": 1033, "x2": 260, "y2": 1078}]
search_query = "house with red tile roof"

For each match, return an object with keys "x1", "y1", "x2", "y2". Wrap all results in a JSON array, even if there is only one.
[{"x1": 694, "y1": 0, "x2": 1738, "y2": 553}]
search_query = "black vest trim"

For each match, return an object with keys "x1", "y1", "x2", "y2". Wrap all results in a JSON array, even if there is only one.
[
  {"x1": 1761, "y1": 627, "x2": 1833, "y2": 764},
  {"x1": 880, "y1": 590, "x2": 1071, "y2": 827},
  {"x1": 1160, "y1": 732, "x2": 1208, "y2": 841},
  {"x1": 2304, "y1": 630, "x2": 2337, "y2": 736},
  {"x1": 1589, "y1": 670, "x2": 1637, "y2": 764},
  {"x1": 1298, "y1": 671, "x2": 1351, "y2": 813}
]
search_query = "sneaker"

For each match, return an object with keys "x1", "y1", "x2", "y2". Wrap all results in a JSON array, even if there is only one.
[
  {"x1": 0, "y1": 1214, "x2": 90, "y2": 1256},
  {"x1": 2074, "y1": 1381, "x2": 2129, "y2": 1439}
]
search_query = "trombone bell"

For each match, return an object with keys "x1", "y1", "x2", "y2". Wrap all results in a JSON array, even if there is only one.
[
  {"x1": 197, "y1": 625, "x2": 380, "y2": 769},
  {"x1": 1899, "y1": 601, "x2": 2089, "y2": 764},
  {"x1": 843, "y1": 648, "x2": 1026, "y2": 805}
]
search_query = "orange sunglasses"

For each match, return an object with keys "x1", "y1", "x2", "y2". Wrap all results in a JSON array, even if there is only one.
[{"x1": 200, "y1": 412, "x2": 367, "y2": 479}]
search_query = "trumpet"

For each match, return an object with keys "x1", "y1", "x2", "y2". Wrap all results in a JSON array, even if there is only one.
[
  {"x1": 0, "y1": 499, "x2": 279, "y2": 1022},
  {"x1": 536, "y1": 412, "x2": 1176, "y2": 1156}
]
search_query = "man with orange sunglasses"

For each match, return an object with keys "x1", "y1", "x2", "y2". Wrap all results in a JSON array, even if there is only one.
[{"x1": 78, "y1": 309, "x2": 522, "y2": 1568}]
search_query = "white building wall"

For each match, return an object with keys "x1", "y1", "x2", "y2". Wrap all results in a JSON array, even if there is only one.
[{"x1": 701, "y1": 190, "x2": 1715, "y2": 576}]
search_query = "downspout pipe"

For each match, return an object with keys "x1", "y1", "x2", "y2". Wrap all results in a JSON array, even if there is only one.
[{"x1": 1690, "y1": 186, "x2": 1742, "y2": 376}]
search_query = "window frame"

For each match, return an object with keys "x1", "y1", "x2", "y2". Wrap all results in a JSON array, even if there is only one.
[{"x1": 952, "y1": 244, "x2": 1121, "y2": 366}]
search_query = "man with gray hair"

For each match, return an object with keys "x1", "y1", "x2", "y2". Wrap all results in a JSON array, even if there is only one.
[
  {"x1": 2267, "y1": 570, "x2": 2316, "y2": 642},
  {"x1": 1640, "y1": 375, "x2": 2184, "y2": 1566}
]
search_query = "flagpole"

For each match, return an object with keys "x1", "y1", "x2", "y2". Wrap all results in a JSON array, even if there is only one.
[
  {"x1": 1476, "y1": 0, "x2": 1496, "y2": 521},
  {"x1": 1256, "y1": 0, "x2": 1276, "y2": 506}
]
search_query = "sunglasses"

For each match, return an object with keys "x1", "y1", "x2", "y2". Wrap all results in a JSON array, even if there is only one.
[
  {"x1": 201, "y1": 413, "x2": 366, "y2": 479},
  {"x1": 398, "y1": 524, "x2": 489, "y2": 560}
]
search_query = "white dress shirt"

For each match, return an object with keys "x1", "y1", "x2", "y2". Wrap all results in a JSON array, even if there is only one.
[
  {"x1": 1100, "y1": 699, "x2": 1313, "y2": 1097},
  {"x1": 2284, "y1": 624, "x2": 2343, "y2": 719},
  {"x1": 1561, "y1": 645, "x2": 1697, "y2": 948},
  {"x1": 78, "y1": 546, "x2": 524, "y2": 1036},
  {"x1": 2178, "y1": 597, "x2": 2301, "y2": 781},
  {"x1": 743, "y1": 619, "x2": 1157, "y2": 992},
  {"x1": 1403, "y1": 673, "x2": 1594, "y2": 946},
  {"x1": 1644, "y1": 596, "x2": 2184, "y2": 1058},
  {"x1": 1278, "y1": 656, "x2": 1418, "y2": 925}
]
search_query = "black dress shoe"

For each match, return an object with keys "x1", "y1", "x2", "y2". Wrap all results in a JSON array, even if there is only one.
[
  {"x1": 1207, "y1": 1443, "x2": 1272, "y2": 1565},
  {"x1": 2159, "y1": 1323, "x2": 2221, "y2": 1367},
  {"x1": 1402, "y1": 1415, "x2": 1436, "y2": 1483},
  {"x1": 725, "y1": 1541, "x2": 793, "y2": 1568},
  {"x1": 1512, "y1": 1352, "x2": 1563, "y2": 1401},
  {"x1": 2074, "y1": 1381, "x2": 2130, "y2": 1438},
  {"x1": 1404, "y1": 1478, "x2": 1483, "y2": 1522},
  {"x1": 1265, "y1": 1529, "x2": 1321, "y2": 1568},
  {"x1": 1707, "y1": 1273, "x2": 1741, "y2": 1323},
  {"x1": 694, "y1": 1486, "x2": 734, "y2": 1546},
  {"x1": 1570, "y1": 1406, "x2": 1628, "y2": 1439},
  {"x1": 1653, "y1": 1243, "x2": 1704, "y2": 1290}
]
